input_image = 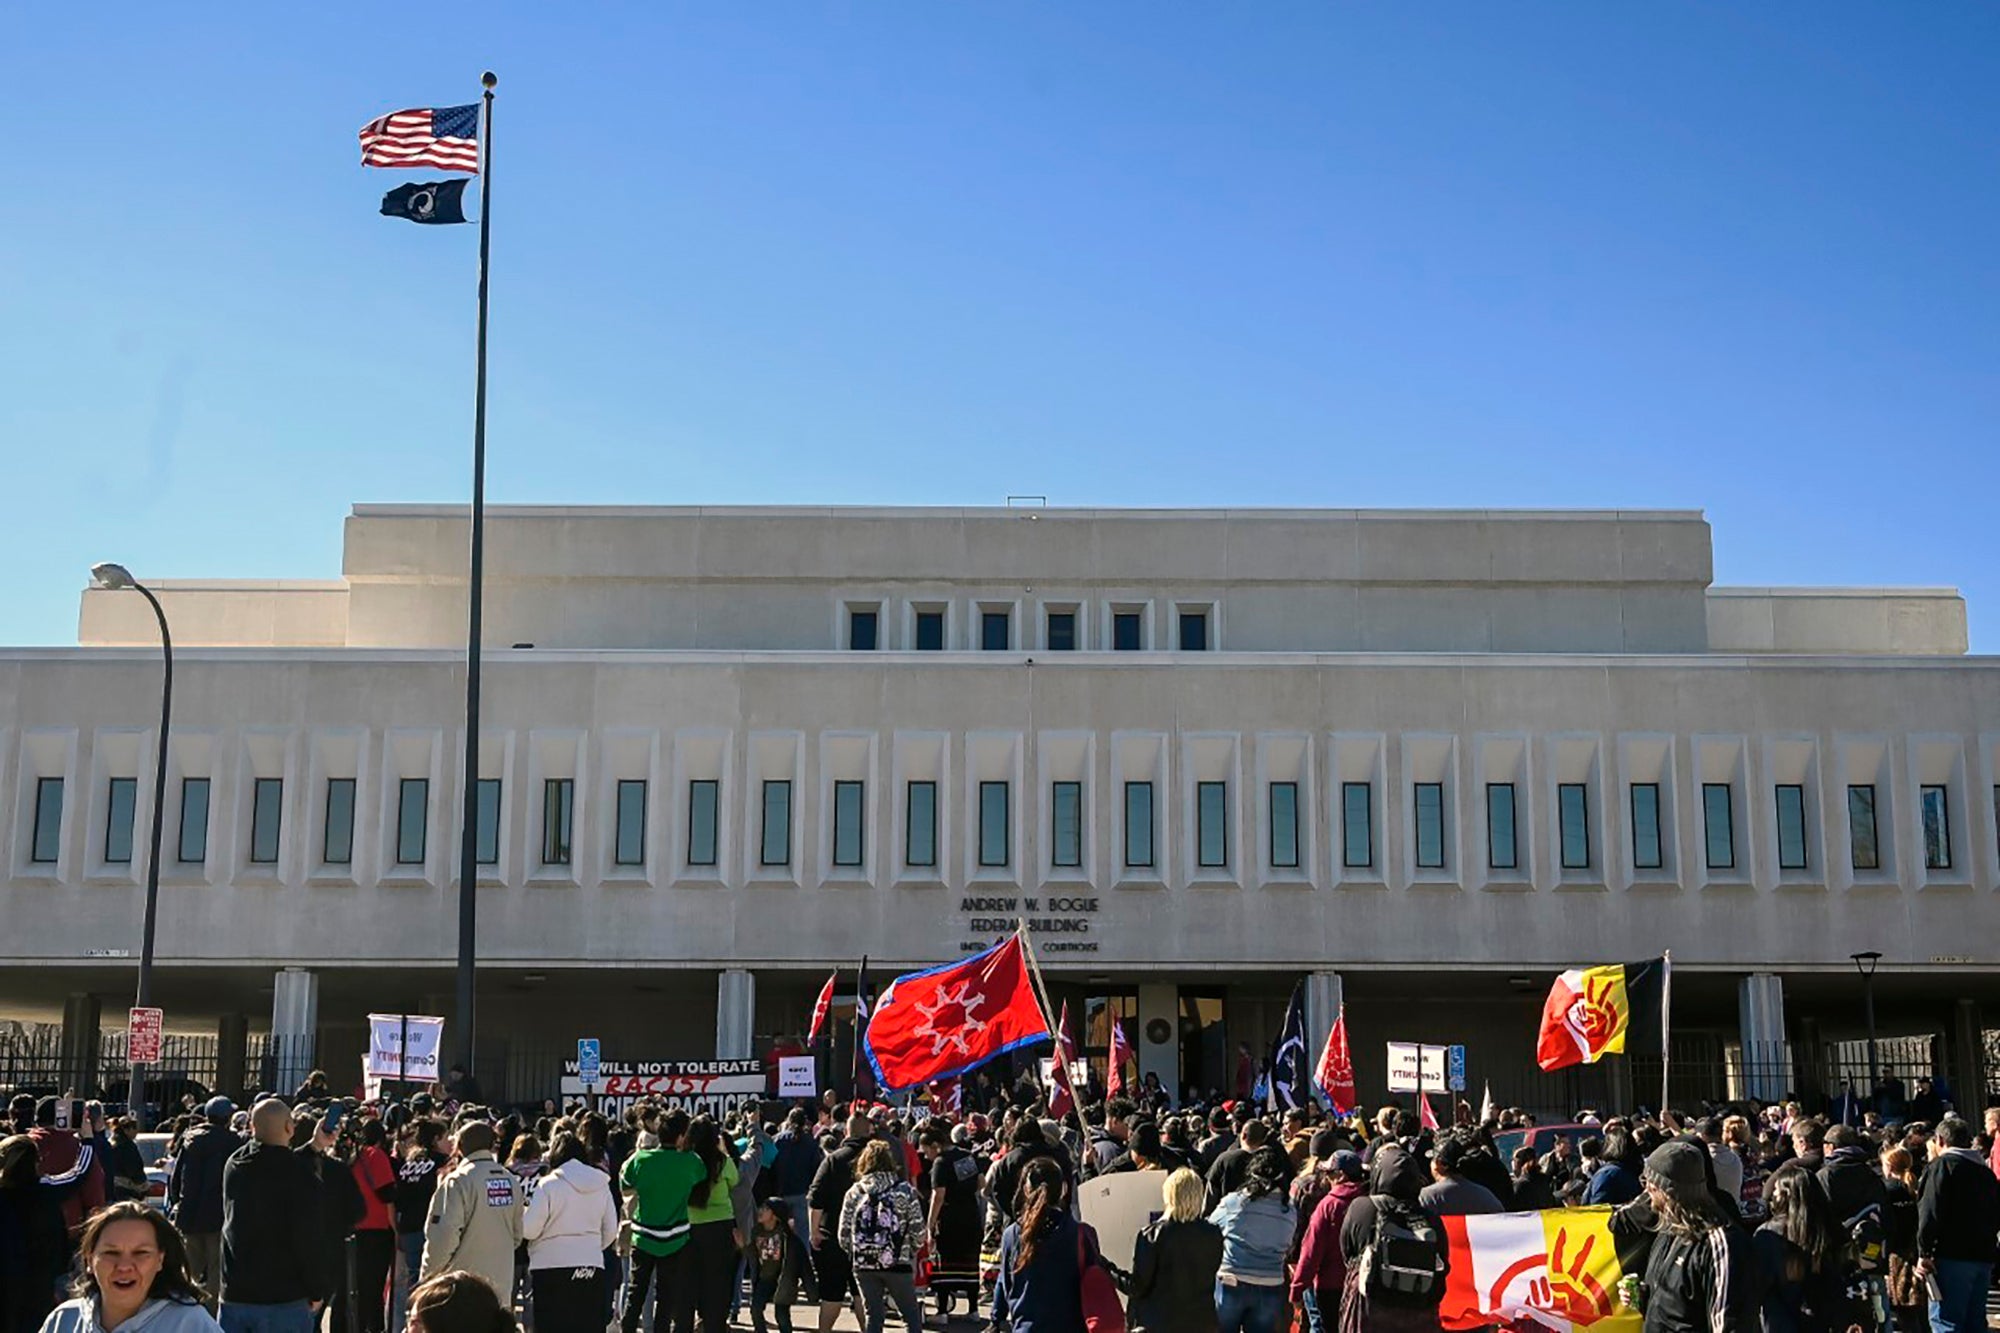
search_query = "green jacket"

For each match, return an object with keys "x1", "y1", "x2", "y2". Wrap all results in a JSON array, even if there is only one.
[{"x1": 620, "y1": 1147, "x2": 705, "y2": 1256}]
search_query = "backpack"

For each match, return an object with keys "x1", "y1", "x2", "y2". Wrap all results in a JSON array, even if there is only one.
[
  {"x1": 848, "y1": 1185, "x2": 906, "y2": 1270},
  {"x1": 1841, "y1": 1203, "x2": 1886, "y2": 1275},
  {"x1": 1357, "y1": 1197, "x2": 1444, "y2": 1304}
]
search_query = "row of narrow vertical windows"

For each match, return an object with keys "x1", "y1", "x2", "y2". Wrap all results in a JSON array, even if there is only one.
[
  {"x1": 25, "y1": 772, "x2": 1972, "y2": 877},
  {"x1": 847, "y1": 606, "x2": 1209, "y2": 652}
]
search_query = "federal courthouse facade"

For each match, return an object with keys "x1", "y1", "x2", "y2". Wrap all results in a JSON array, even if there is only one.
[{"x1": 3, "y1": 505, "x2": 1997, "y2": 1113}]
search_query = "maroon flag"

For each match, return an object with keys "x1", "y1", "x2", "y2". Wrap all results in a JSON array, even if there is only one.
[
  {"x1": 1107, "y1": 1017, "x2": 1135, "y2": 1097},
  {"x1": 808, "y1": 971, "x2": 838, "y2": 1044},
  {"x1": 862, "y1": 935, "x2": 1052, "y2": 1093},
  {"x1": 1048, "y1": 1001, "x2": 1079, "y2": 1119}
]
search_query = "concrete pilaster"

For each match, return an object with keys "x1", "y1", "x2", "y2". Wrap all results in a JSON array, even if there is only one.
[
  {"x1": 1737, "y1": 972, "x2": 1789, "y2": 1103},
  {"x1": 1305, "y1": 972, "x2": 1343, "y2": 1102},
  {"x1": 60, "y1": 994, "x2": 101, "y2": 1096},
  {"x1": 716, "y1": 969, "x2": 756, "y2": 1061},
  {"x1": 1136, "y1": 983, "x2": 1177, "y2": 1107},
  {"x1": 1949, "y1": 999, "x2": 1985, "y2": 1115},
  {"x1": 271, "y1": 969, "x2": 319, "y2": 1095}
]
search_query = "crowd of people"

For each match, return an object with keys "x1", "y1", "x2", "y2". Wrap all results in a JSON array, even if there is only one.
[{"x1": 0, "y1": 1071, "x2": 1997, "y2": 1333}]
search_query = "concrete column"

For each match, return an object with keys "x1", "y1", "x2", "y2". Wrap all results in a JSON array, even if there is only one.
[
  {"x1": 271, "y1": 969, "x2": 319, "y2": 1096},
  {"x1": 1737, "y1": 973, "x2": 1790, "y2": 1103},
  {"x1": 216, "y1": 1014, "x2": 249, "y2": 1102},
  {"x1": 1305, "y1": 972, "x2": 1343, "y2": 1100},
  {"x1": 1949, "y1": 999, "x2": 1985, "y2": 1116},
  {"x1": 716, "y1": 969, "x2": 756, "y2": 1061},
  {"x1": 1136, "y1": 983, "x2": 1177, "y2": 1107},
  {"x1": 60, "y1": 994, "x2": 101, "y2": 1096}
]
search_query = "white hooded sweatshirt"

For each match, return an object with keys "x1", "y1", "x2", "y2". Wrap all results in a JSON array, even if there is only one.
[{"x1": 521, "y1": 1158, "x2": 621, "y2": 1271}]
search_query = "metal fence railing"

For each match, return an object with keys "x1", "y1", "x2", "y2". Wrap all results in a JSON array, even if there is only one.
[{"x1": 0, "y1": 1027, "x2": 317, "y2": 1119}]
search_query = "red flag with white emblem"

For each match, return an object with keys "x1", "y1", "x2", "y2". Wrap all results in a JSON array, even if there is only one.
[
  {"x1": 807, "y1": 971, "x2": 838, "y2": 1044},
  {"x1": 1048, "y1": 1001, "x2": 1079, "y2": 1119},
  {"x1": 1314, "y1": 1008, "x2": 1357, "y2": 1113},
  {"x1": 862, "y1": 935, "x2": 1052, "y2": 1093},
  {"x1": 1107, "y1": 1017, "x2": 1135, "y2": 1097}
]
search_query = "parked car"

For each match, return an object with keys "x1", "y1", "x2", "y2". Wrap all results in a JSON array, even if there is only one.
[
  {"x1": 1493, "y1": 1123, "x2": 1599, "y2": 1162},
  {"x1": 136, "y1": 1131, "x2": 175, "y2": 1211}
]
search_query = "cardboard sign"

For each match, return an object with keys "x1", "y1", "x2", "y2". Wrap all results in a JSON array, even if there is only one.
[
  {"x1": 1078, "y1": 1169, "x2": 1169, "y2": 1274},
  {"x1": 778, "y1": 1055, "x2": 817, "y2": 1098}
]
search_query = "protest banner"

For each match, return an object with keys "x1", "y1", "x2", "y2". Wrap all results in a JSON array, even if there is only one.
[{"x1": 558, "y1": 1057, "x2": 765, "y2": 1115}]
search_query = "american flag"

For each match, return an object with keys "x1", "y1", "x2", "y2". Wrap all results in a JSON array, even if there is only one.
[{"x1": 358, "y1": 104, "x2": 480, "y2": 173}]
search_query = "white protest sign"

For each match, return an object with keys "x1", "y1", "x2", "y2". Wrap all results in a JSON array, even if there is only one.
[
  {"x1": 779, "y1": 1055, "x2": 817, "y2": 1098},
  {"x1": 1385, "y1": 1041, "x2": 1448, "y2": 1094},
  {"x1": 365, "y1": 1014, "x2": 446, "y2": 1081}
]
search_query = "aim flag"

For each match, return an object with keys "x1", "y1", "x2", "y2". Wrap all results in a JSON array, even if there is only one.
[
  {"x1": 359, "y1": 104, "x2": 480, "y2": 172},
  {"x1": 855, "y1": 957, "x2": 873, "y2": 1022},
  {"x1": 380, "y1": 179, "x2": 468, "y2": 225},
  {"x1": 808, "y1": 971, "x2": 838, "y2": 1043},
  {"x1": 1420, "y1": 1090, "x2": 1440, "y2": 1130},
  {"x1": 1269, "y1": 980, "x2": 1310, "y2": 1110},
  {"x1": 862, "y1": 935, "x2": 1051, "y2": 1093},
  {"x1": 1536, "y1": 957, "x2": 1669, "y2": 1072},
  {"x1": 1048, "y1": 1001, "x2": 1079, "y2": 1119},
  {"x1": 1107, "y1": 1017, "x2": 1135, "y2": 1097},
  {"x1": 1440, "y1": 1208, "x2": 1641, "y2": 1333},
  {"x1": 1315, "y1": 1008, "x2": 1356, "y2": 1113}
]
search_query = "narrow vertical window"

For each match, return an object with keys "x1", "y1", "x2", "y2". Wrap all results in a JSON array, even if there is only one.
[
  {"x1": 1124, "y1": 781, "x2": 1154, "y2": 868},
  {"x1": 540, "y1": 779, "x2": 574, "y2": 866},
  {"x1": 178, "y1": 777, "x2": 210, "y2": 864},
  {"x1": 1179, "y1": 611, "x2": 1209, "y2": 651},
  {"x1": 760, "y1": 780, "x2": 791, "y2": 866},
  {"x1": 250, "y1": 777, "x2": 283, "y2": 864},
  {"x1": 1558, "y1": 783, "x2": 1590, "y2": 870},
  {"x1": 978, "y1": 781, "x2": 1010, "y2": 868},
  {"x1": 1775, "y1": 784, "x2": 1808, "y2": 870},
  {"x1": 914, "y1": 610, "x2": 945, "y2": 651},
  {"x1": 1046, "y1": 611, "x2": 1077, "y2": 652},
  {"x1": 981, "y1": 611, "x2": 1010, "y2": 651},
  {"x1": 1341, "y1": 782, "x2": 1373, "y2": 869},
  {"x1": 1197, "y1": 781, "x2": 1228, "y2": 868},
  {"x1": 688, "y1": 779, "x2": 719, "y2": 867},
  {"x1": 1702, "y1": 782, "x2": 1735, "y2": 870},
  {"x1": 1485, "y1": 783, "x2": 1517, "y2": 870},
  {"x1": 614, "y1": 780, "x2": 647, "y2": 866},
  {"x1": 31, "y1": 777, "x2": 64, "y2": 864},
  {"x1": 833, "y1": 780, "x2": 865, "y2": 867},
  {"x1": 1847, "y1": 784, "x2": 1879, "y2": 870},
  {"x1": 1051, "y1": 782, "x2": 1082, "y2": 869},
  {"x1": 395, "y1": 778, "x2": 428, "y2": 865},
  {"x1": 104, "y1": 777, "x2": 137, "y2": 865},
  {"x1": 1630, "y1": 783, "x2": 1663, "y2": 870},
  {"x1": 905, "y1": 781, "x2": 937, "y2": 868},
  {"x1": 474, "y1": 778, "x2": 502, "y2": 866},
  {"x1": 1269, "y1": 782, "x2": 1299, "y2": 870},
  {"x1": 323, "y1": 778, "x2": 356, "y2": 866},
  {"x1": 1921, "y1": 785, "x2": 1951, "y2": 870},
  {"x1": 1113, "y1": 612, "x2": 1143, "y2": 651},
  {"x1": 848, "y1": 609, "x2": 878, "y2": 651},
  {"x1": 1414, "y1": 783, "x2": 1445, "y2": 869}
]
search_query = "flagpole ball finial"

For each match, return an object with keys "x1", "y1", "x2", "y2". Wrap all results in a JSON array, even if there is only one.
[{"x1": 482, "y1": 71, "x2": 497, "y2": 89}]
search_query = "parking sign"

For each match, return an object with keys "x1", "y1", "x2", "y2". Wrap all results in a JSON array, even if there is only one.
[
  {"x1": 1447, "y1": 1044, "x2": 1466, "y2": 1093},
  {"x1": 577, "y1": 1038, "x2": 601, "y2": 1088}
]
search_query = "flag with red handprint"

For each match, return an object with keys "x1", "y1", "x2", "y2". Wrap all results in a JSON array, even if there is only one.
[
  {"x1": 1439, "y1": 1208, "x2": 1641, "y2": 1333},
  {"x1": 1534, "y1": 957, "x2": 1668, "y2": 1072},
  {"x1": 862, "y1": 934, "x2": 1052, "y2": 1093}
]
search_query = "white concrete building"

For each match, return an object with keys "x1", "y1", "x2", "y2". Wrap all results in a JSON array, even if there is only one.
[{"x1": 4, "y1": 505, "x2": 1995, "y2": 1113}]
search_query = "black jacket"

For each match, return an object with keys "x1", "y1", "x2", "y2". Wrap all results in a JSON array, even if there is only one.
[
  {"x1": 221, "y1": 1141, "x2": 327, "y2": 1304},
  {"x1": 168, "y1": 1121, "x2": 242, "y2": 1234},
  {"x1": 1916, "y1": 1148, "x2": 2000, "y2": 1264},
  {"x1": 0, "y1": 1184, "x2": 71, "y2": 1333},
  {"x1": 805, "y1": 1136, "x2": 868, "y2": 1246},
  {"x1": 1610, "y1": 1198, "x2": 1756, "y2": 1333},
  {"x1": 987, "y1": 1141, "x2": 1068, "y2": 1226},
  {"x1": 1205, "y1": 1144, "x2": 1253, "y2": 1208},
  {"x1": 1817, "y1": 1148, "x2": 1888, "y2": 1232},
  {"x1": 769, "y1": 1129, "x2": 824, "y2": 1198},
  {"x1": 1127, "y1": 1217, "x2": 1224, "y2": 1333}
]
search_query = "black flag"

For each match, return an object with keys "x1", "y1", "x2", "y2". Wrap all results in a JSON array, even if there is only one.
[
  {"x1": 1269, "y1": 979, "x2": 1309, "y2": 1111},
  {"x1": 380, "y1": 179, "x2": 469, "y2": 225}
]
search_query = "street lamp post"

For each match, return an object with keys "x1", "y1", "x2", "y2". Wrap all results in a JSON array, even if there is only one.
[
  {"x1": 1851, "y1": 950, "x2": 1882, "y2": 1109},
  {"x1": 92, "y1": 564, "x2": 172, "y2": 1130}
]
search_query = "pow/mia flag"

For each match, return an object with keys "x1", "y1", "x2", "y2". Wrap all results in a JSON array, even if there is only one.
[{"x1": 380, "y1": 179, "x2": 469, "y2": 225}]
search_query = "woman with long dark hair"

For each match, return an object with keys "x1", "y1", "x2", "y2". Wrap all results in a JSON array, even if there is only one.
[
  {"x1": 682, "y1": 1117, "x2": 741, "y2": 1333},
  {"x1": 36, "y1": 1201, "x2": 220, "y2": 1333},
  {"x1": 1208, "y1": 1146, "x2": 1295, "y2": 1333},
  {"x1": 1751, "y1": 1161, "x2": 1842, "y2": 1333},
  {"x1": 407, "y1": 1272, "x2": 518, "y2": 1333},
  {"x1": 993, "y1": 1156, "x2": 1087, "y2": 1333}
]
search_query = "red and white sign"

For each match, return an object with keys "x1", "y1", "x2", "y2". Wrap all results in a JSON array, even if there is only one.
[{"x1": 128, "y1": 1007, "x2": 164, "y2": 1064}]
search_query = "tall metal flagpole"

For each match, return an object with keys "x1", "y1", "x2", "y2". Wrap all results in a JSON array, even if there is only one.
[{"x1": 454, "y1": 70, "x2": 497, "y2": 1081}]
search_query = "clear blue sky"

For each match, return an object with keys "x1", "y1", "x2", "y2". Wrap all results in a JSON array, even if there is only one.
[{"x1": 4, "y1": 4, "x2": 1996, "y2": 647}]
